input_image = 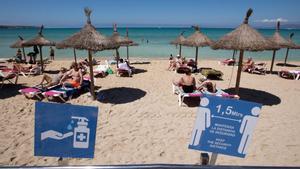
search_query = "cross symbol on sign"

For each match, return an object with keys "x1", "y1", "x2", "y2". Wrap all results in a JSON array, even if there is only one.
[{"x1": 77, "y1": 133, "x2": 87, "y2": 141}]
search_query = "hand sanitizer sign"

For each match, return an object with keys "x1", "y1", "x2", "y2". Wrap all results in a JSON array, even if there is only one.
[
  {"x1": 188, "y1": 94, "x2": 262, "y2": 158},
  {"x1": 34, "y1": 102, "x2": 98, "y2": 158}
]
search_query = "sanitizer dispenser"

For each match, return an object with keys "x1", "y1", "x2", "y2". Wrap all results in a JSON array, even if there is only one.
[{"x1": 71, "y1": 116, "x2": 90, "y2": 148}]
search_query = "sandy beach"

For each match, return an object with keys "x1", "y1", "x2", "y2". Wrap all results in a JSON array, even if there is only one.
[{"x1": 0, "y1": 58, "x2": 299, "y2": 166}]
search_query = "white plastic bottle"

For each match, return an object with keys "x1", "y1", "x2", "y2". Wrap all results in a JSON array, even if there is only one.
[{"x1": 72, "y1": 116, "x2": 90, "y2": 148}]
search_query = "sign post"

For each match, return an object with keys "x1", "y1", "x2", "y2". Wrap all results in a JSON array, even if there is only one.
[
  {"x1": 34, "y1": 102, "x2": 99, "y2": 159},
  {"x1": 189, "y1": 94, "x2": 262, "y2": 163}
]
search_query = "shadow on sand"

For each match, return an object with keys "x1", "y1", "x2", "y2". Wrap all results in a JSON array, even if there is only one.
[
  {"x1": 223, "y1": 87, "x2": 281, "y2": 106},
  {"x1": 276, "y1": 63, "x2": 300, "y2": 67},
  {"x1": 0, "y1": 83, "x2": 29, "y2": 99},
  {"x1": 182, "y1": 97, "x2": 201, "y2": 107},
  {"x1": 44, "y1": 70, "x2": 60, "y2": 74},
  {"x1": 97, "y1": 87, "x2": 146, "y2": 104},
  {"x1": 134, "y1": 68, "x2": 147, "y2": 75}
]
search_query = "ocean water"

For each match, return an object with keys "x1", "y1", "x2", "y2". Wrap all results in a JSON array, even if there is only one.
[{"x1": 0, "y1": 27, "x2": 300, "y2": 61}]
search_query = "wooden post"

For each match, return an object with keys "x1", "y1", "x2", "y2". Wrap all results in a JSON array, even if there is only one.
[
  {"x1": 39, "y1": 45, "x2": 44, "y2": 73},
  {"x1": 179, "y1": 44, "x2": 182, "y2": 56},
  {"x1": 232, "y1": 50, "x2": 236, "y2": 60},
  {"x1": 126, "y1": 46, "x2": 129, "y2": 61},
  {"x1": 209, "y1": 153, "x2": 218, "y2": 165},
  {"x1": 270, "y1": 50, "x2": 276, "y2": 73},
  {"x1": 88, "y1": 50, "x2": 96, "y2": 100},
  {"x1": 195, "y1": 46, "x2": 198, "y2": 66},
  {"x1": 235, "y1": 50, "x2": 244, "y2": 95},
  {"x1": 22, "y1": 47, "x2": 26, "y2": 61},
  {"x1": 73, "y1": 48, "x2": 77, "y2": 64},
  {"x1": 116, "y1": 49, "x2": 120, "y2": 68},
  {"x1": 284, "y1": 48, "x2": 290, "y2": 66}
]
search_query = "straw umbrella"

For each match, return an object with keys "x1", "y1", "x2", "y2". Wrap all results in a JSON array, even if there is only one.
[
  {"x1": 268, "y1": 22, "x2": 293, "y2": 73},
  {"x1": 56, "y1": 8, "x2": 116, "y2": 100},
  {"x1": 23, "y1": 25, "x2": 55, "y2": 73},
  {"x1": 10, "y1": 36, "x2": 27, "y2": 61},
  {"x1": 283, "y1": 33, "x2": 297, "y2": 66},
  {"x1": 125, "y1": 28, "x2": 138, "y2": 61},
  {"x1": 211, "y1": 8, "x2": 275, "y2": 94},
  {"x1": 110, "y1": 24, "x2": 133, "y2": 67},
  {"x1": 170, "y1": 31, "x2": 186, "y2": 57},
  {"x1": 183, "y1": 26, "x2": 213, "y2": 67}
]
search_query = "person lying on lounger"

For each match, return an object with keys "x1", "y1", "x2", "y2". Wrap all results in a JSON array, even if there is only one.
[
  {"x1": 39, "y1": 67, "x2": 67, "y2": 87},
  {"x1": 242, "y1": 57, "x2": 255, "y2": 72},
  {"x1": 173, "y1": 68, "x2": 196, "y2": 93},
  {"x1": 60, "y1": 62, "x2": 83, "y2": 88}
]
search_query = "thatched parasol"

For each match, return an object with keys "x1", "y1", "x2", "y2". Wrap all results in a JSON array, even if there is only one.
[
  {"x1": 170, "y1": 31, "x2": 186, "y2": 57},
  {"x1": 109, "y1": 24, "x2": 134, "y2": 67},
  {"x1": 283, "y1": 33, "x2": 297, "y2": 66},
  {"x1": 56, "y1": 8, "x2": 116, "y2": 100},
  {"x1": 211, "y1": 8, "x2": 274, "y2": 94},
  {"x1": 183, "y1": 25, "x2": 213, "y2": 66},
  {"x1": 268, "y1": 21, "x2": 294, "y2": 72},
  {"x1": 23, "y1": 25, "x2": 55, "y2": 72},
  {"x1": 125, "y1": 28, "x2": 138, "y2": 61},
  {"x1": 10, "y1": 36, "x2": 27, "y2": 61}
]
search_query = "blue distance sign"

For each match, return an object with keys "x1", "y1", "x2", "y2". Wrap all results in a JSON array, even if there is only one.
[
  {"x1": 189, "y1": 94, "x2": 262, "y2": 158},
  {"x1": 34, "y1": 102, "x2": 99, "y2": 158}
]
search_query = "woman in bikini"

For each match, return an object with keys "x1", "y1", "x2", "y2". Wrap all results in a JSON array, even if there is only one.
[{"x1": 173, "y1": 69, "x2": 196, "y2": 93}]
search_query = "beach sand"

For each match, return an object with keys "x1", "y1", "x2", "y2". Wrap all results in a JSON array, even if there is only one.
[{"x1": 0, "y1": 58, "x2": 299, "y2": 166}]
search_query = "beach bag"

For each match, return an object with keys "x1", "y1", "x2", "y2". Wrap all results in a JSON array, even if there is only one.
[
  {"x1": 107, "y1": 67, "x2": 114, "y2": 74},
  {"x1": 201, "y1": 68, "x2": 223, "y2": 79}
]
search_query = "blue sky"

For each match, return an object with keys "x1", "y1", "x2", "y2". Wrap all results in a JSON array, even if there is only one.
[{"x1": 1, "y1": 0, "x2": 300, "y2": 28}]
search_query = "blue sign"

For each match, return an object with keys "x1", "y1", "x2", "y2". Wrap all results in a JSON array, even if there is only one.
[
  {"x1": 34, "y1": 102, "x2": 99, "y2": 158},
  {"x1": 189, "y1": 94, "x2": 262, "y2": 158}
]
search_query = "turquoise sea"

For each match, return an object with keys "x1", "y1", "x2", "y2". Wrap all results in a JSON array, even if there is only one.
[{"x1": 0, "y1": 27, "x2": 300, "y2": 61}]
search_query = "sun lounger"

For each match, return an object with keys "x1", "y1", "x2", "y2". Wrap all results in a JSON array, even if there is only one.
[
  {"x1": 247, "y1": 63, "x2": 267, "y2": 75},
  {"x1": 42, "y1": 80, "x2": 90, "y2": 102},
  {"x1": 172, "y1": 84, "x2": 239, "y2": 106},
  {"x1": 176, "y1": 66, "x2": 191, "y2": 74},
  {"x1": 218, "y1": 58, "x2": 236, "y2": 66},
  {"x1": 94, "y1": 64, "x2": 109, "y2": 77},
  {"x1": 18, "y1": 84, "x2": 59, "y2": 100},
  {"x1": 0, "y1": 70, "x2": 18, "y2": 88},
  {"x1": 116, "y1": 68, "x2": 132, "y2": 77},
  {"x1": 200, "y1": 68, "x2": 223, "y2": 79},
  {"x1": 278, "y1": 70, "x2": 300, "y2": 80}
]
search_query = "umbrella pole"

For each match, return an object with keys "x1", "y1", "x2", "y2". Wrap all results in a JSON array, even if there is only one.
[
  {"x1": 39, "y1": 46, "x2": 44, "y2": 73},
  {"x1": 22, "y1": 47, "x2": 26, "y2": 61},
  {"x1": 195, "y1": 47, "x2": 199, "y2": 66},
  {"x1": 73, "y1": 48, "x2": 77, "y2": 64},
  {"x1": 116, "y1": 49, "x2": 120, "y2": 68},
  {"x1": 284, "y1": 48, "x2": 290, "y2": 66},
  {"x1": 270, "y1": 50, "x2": 277, "y2": 73},
  {"x1": 235, "y1": 50, "x2": 244, "y2": 95},
  {"x1": 88, "y1": 50, "x2": 96, "y2": 100},
  {"x1": 179, "y1": 44, "x2": 182, "y2": 56},
  {"x1": 126, "y1": 46, "x2": 129, "y2": 61},
  {"x1": 232, "y1": 50, "x2": 236, "y2": 60}
]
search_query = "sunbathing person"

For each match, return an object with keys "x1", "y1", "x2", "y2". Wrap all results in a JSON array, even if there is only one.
[
  {"x1": 168, "y1": 55, "x2": 176, "y2": 71},
  {"x1": 242, "y1": 57, "x2": 255, "y2": 72},
  {"x1": 118, "y1": 58, "x2": 133, "y2": 76},
  {"x1": 173, "y1": 68, "x2": 196, "y2": 93},
  {"x1": 60, "y1": 62, "x2": 83, "y2": 88},
  {"x1": 39, "y1": 67, "x2": 67, "y2": 87},
  {"x1": 197, "y1": 77, "x2": 217, "y2": 93}
]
